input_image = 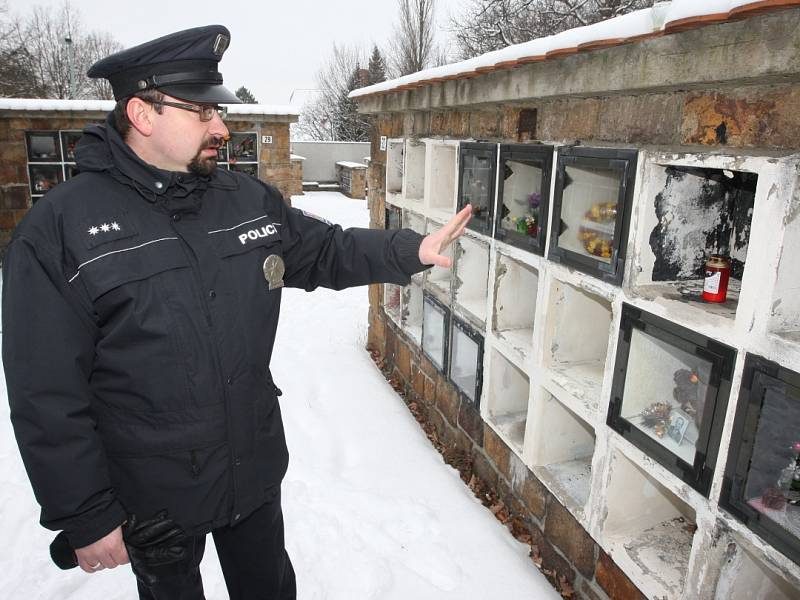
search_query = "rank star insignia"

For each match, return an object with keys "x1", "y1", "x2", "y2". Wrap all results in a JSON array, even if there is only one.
[
  {"x1": 100, "y1": 223, "x2": 111, "y2": 232},
  {"x1": 88, "y1": 226, "x2": 99, "y2": 236},
  {"x1": 111, "y1": 222, "x2": 120, "y2": 231}
]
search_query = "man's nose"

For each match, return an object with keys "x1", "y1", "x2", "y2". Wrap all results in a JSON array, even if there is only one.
[{"x1": 209, "y1": 112, "x2": 229, "y2": 138}]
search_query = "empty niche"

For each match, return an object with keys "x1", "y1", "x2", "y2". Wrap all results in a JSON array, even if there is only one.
[
  {"x1": 638, "y1": 165, "x2": 757, "y2": 319},
  {"x1": 530, "y1": 392, "x2": 595, "y2": 513},
  {"x1": 713, "y1": 542, "x2": 800, "y2": 600},
  {"x1": 426, "y1": 142, "x2": 458, "y2": 217},
  {"x1": 492, "y1": 254, "x2": 538, "y2": 358},
  {"x1": 402, "y1": 282, "x2": 424, "y2": 345},
  {"x1": 454, "y1": 235, "x2": 490, "y2": 326},
  {"x1": 386, "y1": 139, "x2": 404, "y2": 198},
  {"x1": 486, "y1": 348, "x2": 530, "y2": 452},
  {"x1": 604, "y1": 451, "x2": 697, "y2": 600},
  {"x1": 403, "y1": 139, "x2": 427, "y2": 206},
  {"x1": 543, "y1": 280, "x2": 612, "y2": 411},
  {"x1": 426, "y1": 219, "x2": 453, "y2": 300}
]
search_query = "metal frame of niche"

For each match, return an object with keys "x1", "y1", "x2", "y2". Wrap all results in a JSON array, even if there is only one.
[
  {"x1": 385, "y1": 204, "x2": 402, "y2": 231},
  {"x1": 457, "y1": 142, "x2": 498, "y2": 237},
  {"x1": 494, "y1": 143, "x2": 554, "y2": 256},
  {"x1": 607, "y1": 303, "x2": 736, "y2": 496},
  {"x1": 421, "y1": 290, "x2": 451, "y2": 375},
  {"x1": 720, "y1": 353, "x2": 800, "y2": 567},
  {"x1": 449, "y1": 313, "x2": 485, "y2": 410},
  {"x1": 548, "y1": 146, "x2": 638, "y2": 286},
  {"x1": 25, "y1": 130, "x2": 83, "y2": 201}
]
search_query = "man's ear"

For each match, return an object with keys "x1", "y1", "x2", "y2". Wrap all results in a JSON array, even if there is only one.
[{"x1": 126, "y1": 97, "x2": 154, "y2": 137}]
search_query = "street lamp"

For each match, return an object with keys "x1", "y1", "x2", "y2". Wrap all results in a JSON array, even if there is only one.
[{"x1": 64, "y1": 35, "x2": 75, "y2": 99}]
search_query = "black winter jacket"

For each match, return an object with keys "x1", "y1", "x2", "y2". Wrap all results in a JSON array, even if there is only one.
[{"x1": 2, "y1": 117, "x2": 426, "y2": 548}]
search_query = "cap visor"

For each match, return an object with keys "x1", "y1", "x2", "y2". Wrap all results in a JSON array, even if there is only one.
[{"x1": 160, "y1": 83, "x2": 243, "y2": 104}]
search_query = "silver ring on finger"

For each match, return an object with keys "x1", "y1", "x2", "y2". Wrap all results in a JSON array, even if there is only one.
[{"x1": 89, "y1": 562, "x2": 102, "y2": 570}]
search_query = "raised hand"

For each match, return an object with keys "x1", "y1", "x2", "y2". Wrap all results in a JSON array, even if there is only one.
[{"x1": 418, "y1": 205, "x2": 472, "y2": 268}]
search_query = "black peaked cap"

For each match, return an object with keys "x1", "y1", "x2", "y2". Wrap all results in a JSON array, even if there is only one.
[{"x1": 87, "y1": 24, "x2": 242, "y2": 104}]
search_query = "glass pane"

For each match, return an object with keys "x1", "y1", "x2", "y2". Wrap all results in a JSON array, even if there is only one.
[
  {"x1": 559, "y1": 164, "x2": 622, "y2": 264},
  {"x1": 743, "y1": 374, "x2": 800, "y2": 538},
  {"x1": 386, "y1": 208, "x2": 401, "y2": 230},
  {"x1": 60, "y1": 131, "x2": 82, "y2": 162},
  {"x1": 28, "y1": 164, "x2": 63, "y2": 195},
  {"x1": 229, "y1": 163, "x2": 258, "y2": 177},
  {"x1": 422, "y1": 299, "x2": 446, "y2": 370},
  {"x1": 451, "y1": 325, "x2": 479, "y2": 402},
  {"x1": 229, "y1": 133, "x2": 257, "y2": 161},
  {"x1": 620, "y1": 328, "x2": 714, "y2": 465},
  {"x1": 460, "y1": 152, "x2": 492, "y2": 222},
  {"x1": 27, "y1": 132, "x2": 61, "y2": 161},
  {"x1": 500, "y1": 159, "x2": 544, "y2": 239}
]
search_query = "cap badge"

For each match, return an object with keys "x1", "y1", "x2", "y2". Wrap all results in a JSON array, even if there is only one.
[{"x1": 213, "y1": 34, "x2": 229, "y2": 56}]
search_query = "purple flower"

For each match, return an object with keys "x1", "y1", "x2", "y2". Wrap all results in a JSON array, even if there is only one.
[
  {"x1": 528, "y1": 192, "x2": 541, "y2": 208},
  {"x1": 792, "y1": 441, "x2": 800, "y2": 453}
]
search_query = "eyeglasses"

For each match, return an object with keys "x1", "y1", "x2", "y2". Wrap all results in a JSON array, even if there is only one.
[{"x1": 150, "y1": 100, "x2": 228, "y2": 122}]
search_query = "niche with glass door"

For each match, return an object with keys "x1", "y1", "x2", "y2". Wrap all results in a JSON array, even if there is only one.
[
  {"x1": 422, "y1": 291, "x2": 450, "y2": 375},
  {"x1": 607, "y1": 304, "x2": 736, "y2": 496},
  {"x1": 548, "y1": 147, "x2": 638, "y2": 285},
  {"x1": 449, "y1": 316, "x2": 484, "y2": 409},
  {"x1": 721, "y1": 353, "x2": 800, "y2": 566},
  {"x1": 495, "y1": 144, "x2": 553, "y2": 255},
  {"x1": 458, "y1": 142, "x2": 497, "y2": 236}
]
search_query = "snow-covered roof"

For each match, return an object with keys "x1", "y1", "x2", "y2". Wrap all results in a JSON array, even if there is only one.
[
  {"x1": 0, "y1": 98, "x2": 299, "y2": 116},
  {"x1": 290, "y1": 154, "x2": 306, "y2": 161},
  {"x1": 336, "y1": 161, "x2": 367, "y2": 169},
  {"x1": 350, "y1": 0, "x2": 799, "y2": 100}
]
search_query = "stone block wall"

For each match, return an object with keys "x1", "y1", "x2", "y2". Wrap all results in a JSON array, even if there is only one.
[{"x1": 335, "y1": 163, "x2": 367, "y2": 199}]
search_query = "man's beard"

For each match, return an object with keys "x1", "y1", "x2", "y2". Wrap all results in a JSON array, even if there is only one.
[{"x1": 187, "y1": 136, "x2": 224, "y2": 177}]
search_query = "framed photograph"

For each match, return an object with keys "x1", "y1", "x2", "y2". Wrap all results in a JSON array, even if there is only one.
[{"x1": 667, "y1": 409, "x2": 692, "y2": 444}]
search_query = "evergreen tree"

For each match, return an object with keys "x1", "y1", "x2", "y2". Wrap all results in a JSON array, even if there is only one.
[
  {"x1": 333, "y1": 68, "x2": 371, "y2": 142},
  {"x1": 367, "y1": 45, "x2": 386, "y2": 85},
  {"x1": 235, "y1": 86, "x2": 257, "y2": 104}
]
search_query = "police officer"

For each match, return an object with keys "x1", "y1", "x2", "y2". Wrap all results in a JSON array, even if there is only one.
[{"x1": 2, "y1": 25, "x2": 471, "y2": 600}]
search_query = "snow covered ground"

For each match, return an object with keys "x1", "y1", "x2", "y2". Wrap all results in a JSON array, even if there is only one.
[{"x1": 0, "y1": 191, "x2": 559, "y2": 599}]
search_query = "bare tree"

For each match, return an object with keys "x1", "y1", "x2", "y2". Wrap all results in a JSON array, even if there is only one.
[
  {"x1": 0, "y1": 1, "x2": 47, "y2": 97},
  {"x1": 82, "y1": 31, "x2": 123, "y2": 99},
  {"x1": 295, "y1": 44, "x2": 371, "y2": 142},
  {"x1": 449, "y1": 0, "x2": 654, "y2": 60},
  {"x1": 387, "y1": 0, "x2": 442, "y2": 77},
  {"x1": 3, "y1": 1, "x2": 122, "y2": 99}
]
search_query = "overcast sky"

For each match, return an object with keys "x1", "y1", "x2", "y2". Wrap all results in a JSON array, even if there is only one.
[{"x1": 8, "y1": 0, "x2": 464, "y2": 106}]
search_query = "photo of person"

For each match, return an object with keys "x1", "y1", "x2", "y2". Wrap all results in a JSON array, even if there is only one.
[{"x1": 667, "y1": 410, "x2": 691, "y2": 445}]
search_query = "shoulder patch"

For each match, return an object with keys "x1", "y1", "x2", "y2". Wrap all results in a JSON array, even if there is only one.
[
  {"x1": 83, "y1": 212, "x2": 138, "y2": 249},
  {"x1": 300, "y1": 210, "x2": 332, "y2": 226}
]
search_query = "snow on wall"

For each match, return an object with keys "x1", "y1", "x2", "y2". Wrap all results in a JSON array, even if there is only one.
[{"x1": 350, "y1": 0, "x2": 800, "y2": 100}]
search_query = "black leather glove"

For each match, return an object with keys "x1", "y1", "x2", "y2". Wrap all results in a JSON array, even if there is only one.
[{"x1": 123, "y1": 510, "x2": 191, "y2": 586}]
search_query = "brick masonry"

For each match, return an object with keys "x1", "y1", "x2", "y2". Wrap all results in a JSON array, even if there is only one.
[
  {"x1": 360, "y1": 76, "x2": 799, "y2": 598},
  {"x1": 0, "y1": 111, "x2": 297, "y2": 259}
]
